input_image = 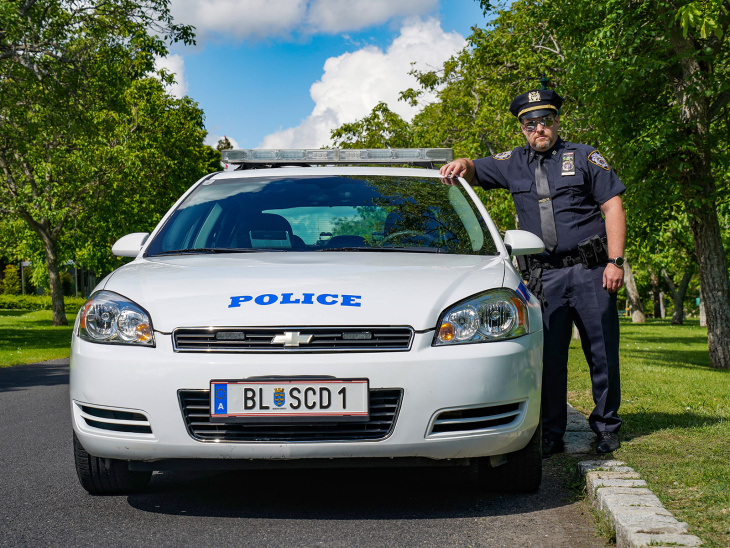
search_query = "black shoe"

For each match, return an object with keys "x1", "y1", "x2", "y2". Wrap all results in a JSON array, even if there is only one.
[
  {"x1": 542, "y1": 438, "x2": 564, "y2": 458},
  {"x1": 596, "y1": 432, "x2": 620, "y2": 454}
]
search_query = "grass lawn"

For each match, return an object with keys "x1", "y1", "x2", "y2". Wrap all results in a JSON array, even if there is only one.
[
  {"x1": 568, "y1": 318, "x2": 730, "y2": 548},
  {"x1": 0, "y1": 309, "x2": 75, "y2": 367}
]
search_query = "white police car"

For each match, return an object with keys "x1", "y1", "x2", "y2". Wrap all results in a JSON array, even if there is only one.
[{"x1": 70, "y1": 148, "x2": 545, "y2": 495}]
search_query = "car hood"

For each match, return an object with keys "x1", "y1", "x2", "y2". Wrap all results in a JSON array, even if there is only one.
[{"x1": 102, "y1": 253, "x2": 506, "y2": 332}]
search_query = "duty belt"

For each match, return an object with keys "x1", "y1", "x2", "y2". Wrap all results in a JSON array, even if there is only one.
[{"x1": 532, "y1": 250, "x2": 584, "y2": 270}]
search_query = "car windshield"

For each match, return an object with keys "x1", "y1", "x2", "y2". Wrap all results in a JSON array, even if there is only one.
[{"x1": 145, "y1": 174, "x2": 499, "y2": 256}]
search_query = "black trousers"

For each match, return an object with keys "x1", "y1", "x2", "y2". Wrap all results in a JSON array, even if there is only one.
[{"x1": 540, "y1": 263, "x2": 622, "y2": 440}]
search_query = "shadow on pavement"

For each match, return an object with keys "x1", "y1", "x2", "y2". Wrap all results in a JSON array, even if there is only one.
[
  {"x1": 127, "y1": 460, "x2": 573, "y2": 520},
  {"x1": 0, "y1": 359, "x2": 69, "y2": 392}
]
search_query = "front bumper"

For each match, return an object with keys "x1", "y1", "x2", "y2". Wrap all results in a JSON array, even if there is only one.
[{"x1": 70, "y1": 330, "x2": 542, "y2": 465}]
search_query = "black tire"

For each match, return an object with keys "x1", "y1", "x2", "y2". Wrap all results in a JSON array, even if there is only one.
[
  {"x1": 73, "y1": 432, "x2": 151, "y2": 495},
  {"x1": 477, "y1": 424, "x2": 543, "y2": 493}
]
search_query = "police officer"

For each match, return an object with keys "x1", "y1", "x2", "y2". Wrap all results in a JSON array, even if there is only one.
[{"x1": 440, "y1": 89, "x2": 626, "y2": 456}]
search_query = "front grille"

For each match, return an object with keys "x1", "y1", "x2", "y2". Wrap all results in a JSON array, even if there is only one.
[
  {"x1": 179, "y1": 389, "x2": 402, "y2": 442},
  {"x1": 173, "y1": 327, "x2": 413, "y2": 353},
  {"x1": 78, "y1": 404, "x2": 153, "y2": 434},
  {"x1": 429, "y1": 402, "x2": 522, "y2": 435}
]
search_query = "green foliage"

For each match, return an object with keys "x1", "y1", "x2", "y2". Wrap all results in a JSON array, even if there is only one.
[
  {"x1": 1, "y1": 265, "x2": 21, "y2": 295},
  {"x1": 331, "y1": 103, "x2": 413, "y2": 149},
  {"x1": 0, "y1": 294, "x2": 86, "y2": 313},
  {"x1": 0, "y1": 0, "x2": 216, "y2": 321}
]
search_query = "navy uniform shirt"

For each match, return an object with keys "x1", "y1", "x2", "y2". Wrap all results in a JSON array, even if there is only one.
[{"x1": 473, "y1": 137, "x2": 626, "y2": 256}]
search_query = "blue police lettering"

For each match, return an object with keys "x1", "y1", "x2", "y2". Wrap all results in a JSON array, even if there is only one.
[
  {"x1": 280, "y1": 293, "x2": 301, "y2": 304},
  {"x1": 341, "y1": 294, "x2": 362, "y2": 307},
  {"x1": 229, "y1": 296, "x2": 253, "y2": 308},
  {"x1": 316, "y1": 294, "x2": 338, "y2": 305},
  {"x1": 228, "y1": 292, "x2": 363, "y2": 307},
  {"x1": 255, "y1": 294, "x2": 277, "y2": 305}
]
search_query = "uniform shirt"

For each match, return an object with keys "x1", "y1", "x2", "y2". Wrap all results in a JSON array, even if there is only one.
[{"x1": 472, "y1": 137, "x2": 626, "y2": 256}]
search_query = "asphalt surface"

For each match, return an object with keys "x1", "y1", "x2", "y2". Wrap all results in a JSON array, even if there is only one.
[{"x1": 0, "y1": 359, "x2": 607, "y2": 547}]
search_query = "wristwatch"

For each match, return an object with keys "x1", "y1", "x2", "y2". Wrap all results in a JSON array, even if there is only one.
[{"x1": 608, "y1": 257, "x2": 625, "y2": 268}]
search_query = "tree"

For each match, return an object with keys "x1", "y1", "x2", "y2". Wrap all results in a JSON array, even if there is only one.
[
  {"x1": 542, "y1": 0, "x2": 730, "y2": 367},
  {"x1": 0, "y1": 0, "x2": 194, "y2": 325}
]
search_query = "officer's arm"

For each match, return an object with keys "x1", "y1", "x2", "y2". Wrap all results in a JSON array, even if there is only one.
[
  {"x1": 600, "y1": 195, "x2": 626, "y2": 293},
  {"x1": 439, "y1": 159, "x2": 475, "y2": 183}
]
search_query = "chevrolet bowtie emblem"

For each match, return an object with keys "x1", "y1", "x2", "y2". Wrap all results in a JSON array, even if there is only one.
[{"x1": 271, "y1": 331, "x2": 313, "y2": 347}]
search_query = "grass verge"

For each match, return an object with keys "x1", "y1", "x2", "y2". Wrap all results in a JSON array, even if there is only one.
[
  {"x1": 0, "y1": 309, "x2": 76, "y2": 367},
  {"x1": 567, "y1": 318, "x2": 730, "y2": 548}
]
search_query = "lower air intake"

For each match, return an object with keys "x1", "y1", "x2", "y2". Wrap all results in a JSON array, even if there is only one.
[
  {"x1": 178, "y1": 388, "x2": 402, "y2": 442},
  {"x1": 78, "y1": 404, "x2": 153, "y2": 434},
  {"x1": 429, "y1": 402, "x2": 523, "y2": 435}
]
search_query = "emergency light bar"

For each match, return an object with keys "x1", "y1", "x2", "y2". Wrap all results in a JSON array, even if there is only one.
[{"x1": 221, "y1": 148, "x2": 454, "y2": 166}]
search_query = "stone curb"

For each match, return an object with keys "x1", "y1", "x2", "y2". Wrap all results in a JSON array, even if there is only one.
[{"x1": 565, "y1": 405, "x2": 703, "y2": 547}]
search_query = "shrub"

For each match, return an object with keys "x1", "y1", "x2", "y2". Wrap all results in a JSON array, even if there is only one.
[
  {"x1": 2, "y1": 265, "x2": 21, "y2": 295},
  {"x1": 0, "y1": 294, "x2": 86, "y2": 314}
]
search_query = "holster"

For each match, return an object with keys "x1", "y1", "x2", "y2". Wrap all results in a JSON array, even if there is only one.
[
  {"x1": 577, "y1": 234, "x2": 609, "y2": 269},
  {"x1": 526, "y1": 263, "x2": 548, "y2": 310}
]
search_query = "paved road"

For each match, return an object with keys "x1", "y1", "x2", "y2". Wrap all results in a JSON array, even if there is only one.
[{"x1": 0, "y1": 360, "x2": 606, "y2": 547}]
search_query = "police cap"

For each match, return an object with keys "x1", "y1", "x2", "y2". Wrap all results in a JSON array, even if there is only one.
[{"x1": 509, "y1": 89, "x2": 563, "y2": 120}]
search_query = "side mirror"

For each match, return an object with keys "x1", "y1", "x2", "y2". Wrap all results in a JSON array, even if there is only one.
[
  {"x1": 504, "y1": 230, "x2": 545, "y2": 256},
  {"x1": 112, "y1": 233, "x2": 150, "y2": 258}
]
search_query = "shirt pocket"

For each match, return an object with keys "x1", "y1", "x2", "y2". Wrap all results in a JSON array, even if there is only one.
[
  {"x1": 554, "y1": 173, "x2": 590, "y2": 208},
  {"x1": 509, "y1": 178, "x2": 534, "y2": 213}
]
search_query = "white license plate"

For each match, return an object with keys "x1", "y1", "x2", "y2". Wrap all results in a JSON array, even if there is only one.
[{"x1": 210, "y1": 379, "x2": 369, "y2": 422}]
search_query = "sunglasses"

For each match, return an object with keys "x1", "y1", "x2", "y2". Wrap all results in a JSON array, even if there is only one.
[{"x1": 522, "y1": 115, "x2": 556, "y2": 132}]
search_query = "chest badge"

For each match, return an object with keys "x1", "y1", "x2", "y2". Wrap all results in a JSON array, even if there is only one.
[{"x1": 561, "y1": 152, "x2": 575, "y2": 176}]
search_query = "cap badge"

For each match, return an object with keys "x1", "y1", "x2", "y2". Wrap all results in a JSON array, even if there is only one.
[{"x1": 528, "y1": 91, "x2": 541, "y2": 102}]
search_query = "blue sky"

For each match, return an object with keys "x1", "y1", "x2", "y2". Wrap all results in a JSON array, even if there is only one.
[{"x1": 156, "y1": 0, "x2": 488, "y2": 150}]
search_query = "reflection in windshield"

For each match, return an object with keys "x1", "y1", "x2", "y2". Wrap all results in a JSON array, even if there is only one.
[{"x1": 145, "y1": 175, "x2": 497, "y2": 256}]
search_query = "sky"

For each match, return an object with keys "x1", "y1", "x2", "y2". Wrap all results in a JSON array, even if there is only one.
[{"x1": 154, "y1": 0, "x2": 488, "y2": 151}]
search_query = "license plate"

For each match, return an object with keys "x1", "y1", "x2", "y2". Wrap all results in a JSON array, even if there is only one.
[{"x1": 210, "y1": 379, "x2": 369, "y2": 422}]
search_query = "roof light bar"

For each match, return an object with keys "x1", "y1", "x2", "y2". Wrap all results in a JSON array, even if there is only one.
[{"x1": 221, "y1": 148, "x2": 454, "y2": 165}]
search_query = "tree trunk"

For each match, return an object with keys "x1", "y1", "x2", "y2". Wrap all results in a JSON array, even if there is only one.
[
  {"x1": 668, "y1": 28, "x2": 730, "y2": 368},
  {"x1": 649, "y1": 270, "x2": 661, "y2": 319},
  {"x1": 624, "y1": 261, "x2": 645, "y2": 323},
  {"x1": 22, "y1": 216, "x2": 68, "y2": 327},
  {"x1": 688, "y1": 209, "x2": 730, "y2": 368},
  {"x1": 662, "y1": 268, "x2": 694, "y2": 325}
]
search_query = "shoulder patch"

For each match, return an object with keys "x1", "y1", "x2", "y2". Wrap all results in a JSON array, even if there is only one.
[
  {"x1": 493, "y1": 151, "x2": 512, "y2": 160},
  {"x1": 588, "y1": 150, "x2": 610, "y2": 170}
]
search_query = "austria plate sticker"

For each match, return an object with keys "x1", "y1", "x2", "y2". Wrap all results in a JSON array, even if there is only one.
[{"x1": 213, "y1": 383, "x2": 227, "y2": 414}]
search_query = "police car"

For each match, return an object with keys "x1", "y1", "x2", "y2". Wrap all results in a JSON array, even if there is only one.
[{"x1": 70, "y1": 148, "x2": 545, "y2": 494}]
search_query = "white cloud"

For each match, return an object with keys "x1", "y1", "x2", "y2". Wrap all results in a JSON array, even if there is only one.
[
  {"x1": 154, "y1": 54, "x2": 188, "y2": 98},
  {"x1": 171, "y1": 0, "x2": 307, "y2": 42},
  {"x1": 306, "y1": 0, "x2": 438, "y2": 34},
  {"x1": 169, "y1": 0, "x2": 438, "y2": 42},
  {"x1": 260, "y1": 17, "x2": 465, "y2": 149},
  {"x1": 205, "y1": 134, "x2": 241, "y2": 149}
]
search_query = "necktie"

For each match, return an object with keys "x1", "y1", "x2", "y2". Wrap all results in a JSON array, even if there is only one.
[{"x1": 535, "y1": 154, "x2": 557, "y2": 252}]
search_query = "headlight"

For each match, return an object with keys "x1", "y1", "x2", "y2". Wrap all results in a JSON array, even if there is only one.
[
  {"x1": 78, "y1": 291, "x2": 155, "y2": 346},
  {"x1": 433, "y1": 289, "x2": 528, "y2": 346}
]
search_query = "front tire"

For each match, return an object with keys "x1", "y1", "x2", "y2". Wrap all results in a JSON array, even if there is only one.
[
  {"x1": 73, "y1": 432, "x2": 151, "y2": 495},
  {"x1": 477, "y1": 424, "x2": 543, "y2": 492}
]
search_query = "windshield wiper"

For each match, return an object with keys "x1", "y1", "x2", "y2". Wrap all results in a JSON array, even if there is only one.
[
  {"x1": 151, "y1": 248, "x2": 269, "y2": 256},
  {"x1": 316, "y1": 246, "x2": 446, "y2": 253}
]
